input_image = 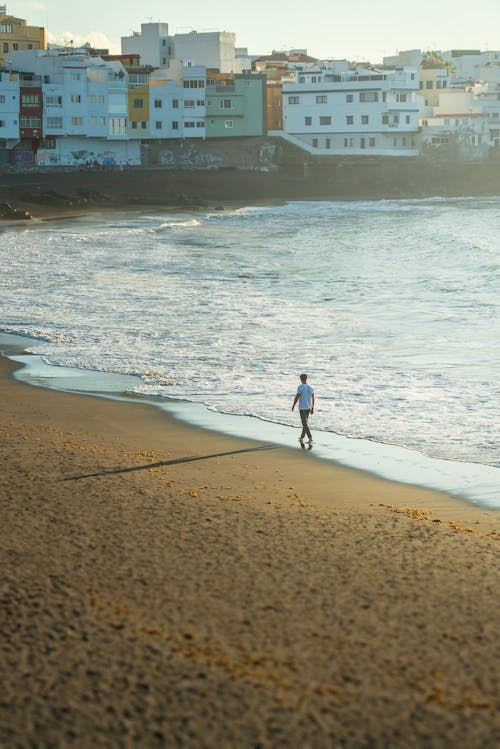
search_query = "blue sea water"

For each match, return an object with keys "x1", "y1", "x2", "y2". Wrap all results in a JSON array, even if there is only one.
[{"x1": 1, "y1": 197, "x2": 499, "y2": 506}]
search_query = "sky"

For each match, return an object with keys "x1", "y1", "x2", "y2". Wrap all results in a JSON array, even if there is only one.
[{"x1": 9, "y1": 1, "x2": 500, "y2": 62}]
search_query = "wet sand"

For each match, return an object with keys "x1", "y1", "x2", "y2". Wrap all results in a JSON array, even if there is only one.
[{"x1": 0, "y1": 355, "x2": 499, "y2": 748}]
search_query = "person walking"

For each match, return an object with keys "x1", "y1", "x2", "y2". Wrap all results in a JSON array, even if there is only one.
[{"x1": 292, "y1": 373, "x2": 315, "y2": 447}]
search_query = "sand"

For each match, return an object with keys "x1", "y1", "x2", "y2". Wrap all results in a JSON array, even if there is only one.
[{"x1": 0, "y1": 354, "x2": 499, "y2": 749}]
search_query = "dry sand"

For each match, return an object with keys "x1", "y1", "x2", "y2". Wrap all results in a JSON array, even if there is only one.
[{"x1": 0, "y1": 355, "x2": 499, "y2": 749}]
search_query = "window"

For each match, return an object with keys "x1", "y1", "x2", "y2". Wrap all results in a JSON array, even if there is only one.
[
  {"x1": 312, "y1": 138, "x2": 318, "y2": 148},
  {"x1": 360, "y1": 137, "x2": 366, "y2": 149},
  {"x1": 12, "y1": 43, "x2": 18, "y2": 50},
  {"x1": 369, "y1": 137, "x2": 376, "y2": 147},
  {"x1": 46, "y1": 95, "x2": 62, "y2": 106},
  {"x1": 90, "y1": 116, "x2": 97, "y2": 128},
  {"x1": 172, "y1": 99, "x2": 179, "y2": 108},
  {"x1": 39, "y1": 137, "x2": 56, "y2": 149},
  {"x1": 141, "y1": 122, "x2": 147, "y2": 129},
  {"x1": 319, "y1": 116, "x2": 331, "y2": 125},
  {"x1": 305, "y1": 116, "x2": 312, "y2": 126},
  {"x1": 361, "y1": 115, "x2": 369, "y2": 125},
  {"x1": 346, "y1": 94, "x2": 353, "y2": 103},
  {"x1": 109, "y1": 117, "x2": 126, "y2": 135},
  {"x1": 316, "y1": 95, "x2": 327, "y2": 104},
  {"x1": 0, "y1": 95, "x2": 4, "y2": 103},
  {"x1": 426, "y1": 80, "x2": 433, "y2": 89},
  {"x1": 184, "y1": 100, "x2": 195, "y2": 108},
  {"x1": 2, "y1": 43, "x2": 8, "y2": 53},
  {"x1": 224, "y1": 119, "x2": 234, "y2": 128},
  {"x1": 131, "y1": 122, "x2": 138, "y2": 129},
  {"x1": 156, "y1": 121, "x2": 162, "y2": 129},
  {"x1": 162, "y1": 58, "x2": 167, "y2": 65},
  {"x1": 71, "y1": 73, "x2": 81, "y2": 81},
  {"x1": 396, "y1": 93, "x2": 407, "y2": 102},
  {"x1": 133, "y1": 99, "x2": 144, "y2": 109},
  {"x1": 71, "y1": 117, "x2": 83, "y2": 126},
  {"x1": 172, "y1": 121, "x2": 179, "y2": 129},
  {"x1": 0, "y1": 120, "x2": 4, "y2": 127},
  {"x1": 382, "y1": 115, "x2": 389, "y2": 125},
  {"x1": 346, "y1": 115, "x2": 354, "y2": 125},
  {"x1": 20, "y1": 116, "x2": 41, "y2": 128},
  {"x1": 288, "y1": 96, "x2": 300, "y2": 104},
  {"x1": 184, "y1": 121, "x2": 195, "y2": 128},
  {"x1": 99, "y1": 116, "x2": 106, "y2": 126},
  {"x1": 70, "y1": 94, "x2": 81, "y2": 103},
  {"x1": 360, "y1": 91, "x2": 378, "y2": 102},
  {"x1": 196, "y1": 121, "x2": 205, "y2": 128},
  {"x1": 0, "y1": 23, "x2": 13, "y2": 32},
  {"x1": 184, "y1": 80, "x2": 205, "y2": 88},
  {"x1": 196, "y1": 99, "x2": 204, "y2": 107},
  {"x1": 220, "y1": 99, "x2": 233, "y2": 109},
  {"x1": 325, "y1": 138, "x2": 331, "y2": 149},
  {"x1": 22, "y1": 94, "x2": 40, "y2": 106},
  {"x1": 406, "y1": 115, "x2": 411, "y2": 124},
  {"x1": 344, "y1": 137, "x2": 354, "y2": 147},
  {"x1": 47, "y1": 116, "x2": 63, "y2": 128},
  {"x1": 154, "y1": 99, "x2": 162, "y2": 108}
]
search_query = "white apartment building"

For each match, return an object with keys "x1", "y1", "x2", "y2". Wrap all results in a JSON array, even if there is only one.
[
  {"x1": 474, "y1": 83, "x2": 500, "y2": 146},
  {"x1": 418, "y1": 88, "x2": 489, "y2": 159},
  {"x1": 121, "y1": 23, "x2": 172, "y2": 69},
  {"x1": 9, "y1": 48, "x2": 140, "y2": 166},
  {"x1": 280, "y1": 59, "x2": 419, "y2": 156},
  {"x1": 149, "y1": 64, "x2": 206, "y2": 139},
  {"x1": 0, "y1": 67, "x2": 20, "y2": 145},
  {"x1": 173, "y1": 31, "x2": 236, "y2": 74},
  {"x1": 441, "y1": 50, "x2": 500, "y2": 84}
]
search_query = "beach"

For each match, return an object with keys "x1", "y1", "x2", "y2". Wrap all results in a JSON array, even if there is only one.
[{"x1": 1, "y1": 353, "x2": 499, "y2": 749}]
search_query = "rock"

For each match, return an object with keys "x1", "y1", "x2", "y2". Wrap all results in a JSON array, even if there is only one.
[{"x1": 0, "y1": 202, "x2": 31, "y2": 220}]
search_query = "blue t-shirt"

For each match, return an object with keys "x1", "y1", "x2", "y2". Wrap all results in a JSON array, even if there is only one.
[{"x1": 297, "y1": 382, "x2": 314, "y2": 410}]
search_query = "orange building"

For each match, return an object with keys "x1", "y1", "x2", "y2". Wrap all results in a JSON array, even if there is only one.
[
  {"x1": 0, "y1": 5, "x2": 46, "y2": 67},
  {"x1": 266, "y1": 80, "x2": 283, "y2": 131}
]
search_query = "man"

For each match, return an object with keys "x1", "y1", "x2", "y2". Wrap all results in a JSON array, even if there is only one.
[{"x1": 292, "y1": 373, "x2": 315, "y2": 447}]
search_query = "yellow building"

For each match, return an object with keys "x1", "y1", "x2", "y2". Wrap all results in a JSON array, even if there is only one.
[
  {"x1": 127, "y1": 69, "x2": 151, "y2": 136},
  {"x1": 0, "y1": 6, "x2": 46, "y2": 67}
]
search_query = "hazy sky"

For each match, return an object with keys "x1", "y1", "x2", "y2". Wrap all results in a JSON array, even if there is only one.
[{"x1": 10, "y1": 0, "x2": 500, "y2": 62}]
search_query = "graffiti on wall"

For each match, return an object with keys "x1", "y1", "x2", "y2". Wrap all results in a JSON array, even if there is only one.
[{"x1": 37, "y1": 148, "x2": 125, "y2": 167}]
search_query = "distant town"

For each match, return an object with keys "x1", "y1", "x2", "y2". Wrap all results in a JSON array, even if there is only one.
[{"x1": 1, "y1": 3, "x2": 499, "y2": 168}]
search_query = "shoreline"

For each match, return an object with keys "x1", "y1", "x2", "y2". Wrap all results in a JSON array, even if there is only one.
[
  {"x1": 3, "y1": 162, "x2": 500, "y2": 223},
  {"x1": 1, "y1": 351, "x2": 499, "y2": 748},
  {"x1": 2, "y1": 331, "x2": 499, "y2": 514}
]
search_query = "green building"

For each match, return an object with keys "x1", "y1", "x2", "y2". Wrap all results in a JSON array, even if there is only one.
[{"x1": 205, "y1": 73, "x2": 267, "y2": 138}]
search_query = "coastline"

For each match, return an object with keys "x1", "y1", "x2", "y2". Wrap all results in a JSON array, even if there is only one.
[
  {"x1": 3, "y1": 161, "x2": 500, "y2": 223},
  {"x1": 1, "y1": 351, "x2": 499, "y2": 747}
]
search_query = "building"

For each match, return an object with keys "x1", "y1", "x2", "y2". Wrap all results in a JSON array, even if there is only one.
[
  {"x1": 8, "y1": 49, "x2": 139, "y2": 166},
  {"x1": 121, "y1": 22, "x2": 172, "y2": 69},
  {"x1": 205, "y1": 73, "x2": 266, "y2": 137},
  {"x1": 266, "y1": 80, "x2": 283, "y2": 131},
  {"x1": 441, "y1": 49, "x2": 500, "y2": 85},
  {"x1": 0, "y1": 4, "x2": 46, "y2": 67},
  {"x1": 252, "y1": 51, "x2": 317, "y2": 74},
  {"x1": 0, "y1": 66, "x2": 19, "y2": 162},
  {"x1": 148, "y1": 64, "x2": 206, "y2": 140},
  {"x1": 418, "y1": 87, "x2": 490, "y2": 159},
  {"x1": 279, "y1": 59, "x2": 419, "y2": 156},
  {"x1": 173, "y1": 31, "x2": 236, "y2": 74}
]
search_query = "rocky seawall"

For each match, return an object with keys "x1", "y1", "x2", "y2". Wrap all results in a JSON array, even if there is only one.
[{"x1": 2, "y1": 144, "x2": 500, "y2": 215}]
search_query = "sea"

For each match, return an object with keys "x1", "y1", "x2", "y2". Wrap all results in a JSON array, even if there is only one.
[{"x1": 1, "y1": 197, "x2": 499, "y2": 508}]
